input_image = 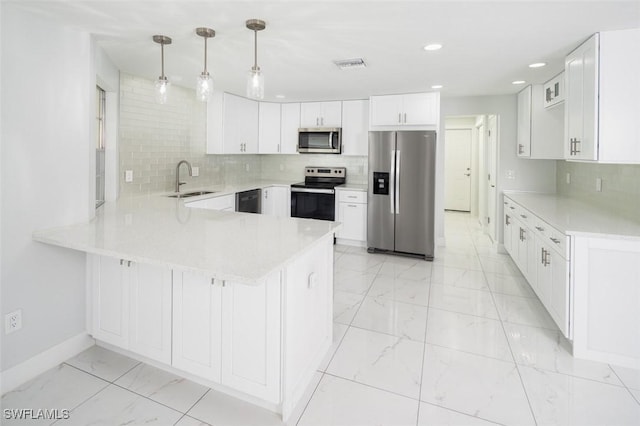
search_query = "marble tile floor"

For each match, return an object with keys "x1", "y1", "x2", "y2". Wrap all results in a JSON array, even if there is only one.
[{"x1": 3, "y1": 212, "x2": 640, "y2": 425}]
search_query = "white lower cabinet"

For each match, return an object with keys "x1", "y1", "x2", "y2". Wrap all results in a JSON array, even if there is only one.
[
  {"x1": 185, "y1": 194, "x2": 235, "y2": 211},
  {"x1": 335, "y1": 189, "x2": 367, "y2": 245},
  {"x1": 221, "y1": 273, "x2": 281, "y2": 403},
  {"x1": 502, "y1": 196, "x2": 571, "y2": 338},
  {"x1": 89, "y1": 255, "x2": 172, "y2": 364},
  {"x1": 172, "y1": 271, "x2": 222, "y2": 382},
  {"x1": 262, "y1": 186, "x2": 291, "y2": 217}
]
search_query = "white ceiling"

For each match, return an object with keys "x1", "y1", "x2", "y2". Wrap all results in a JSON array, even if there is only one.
[{"x1": 9, "y1": 0, "x2": 640, "y2": 102}]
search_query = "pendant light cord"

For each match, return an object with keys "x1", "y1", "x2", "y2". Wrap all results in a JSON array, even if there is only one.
[
  {"x1": 160, "y1": 43, "x2": 165, "y2": 79},
  {"x1": 204, "y1": 36, "x2": 208, "y2": 74},
  {"x1": 253, "y1": 29, "x2": 258, "y2": 70}
]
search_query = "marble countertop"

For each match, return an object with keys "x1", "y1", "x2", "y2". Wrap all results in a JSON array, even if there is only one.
[
  {"x1": 33, "y1": 182, "x2": 340, "y2": 284},
  {"x1": 336, "y1": 184, "x2": 368, "y2": 192},
  {"x1": 504, "y1": 191, "x2": 640, "y2": 239}
]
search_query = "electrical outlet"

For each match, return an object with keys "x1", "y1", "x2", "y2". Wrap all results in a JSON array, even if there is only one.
[
  {"x1": 192, "y1": 166, "x2": 199, "y2": 177},
  {"x1": 596, "y1": 177, "x2": 602, "y2": 192},
  {"x1": 245, "y1": 164, "x2": 250, "y2": 172},
  {"x1": 566, "y1": 173, "x2": 571, "y2": 184},
  {"x1": 5, "y1": 310, "x2": 22, "y2": 334},
  {"x1": 125, "y1": 170, "x2": 133, "y2": 183},
  {"x1": 506, "y1": 170, "x2": 515, "y2": 180}
]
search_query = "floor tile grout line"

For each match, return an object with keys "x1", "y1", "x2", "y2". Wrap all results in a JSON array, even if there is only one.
[
  {"x1": 468, "y1": 218, "x2": 540, "y2": 426},
  {"x1": 419, "y1": 400, "x2": 508, "y2": 426},
  {"x1": 321, "y1": 371, "x2": 421, "y2": 403},
  {"x1": 294, "y1": 372, "x2": 326, "y2": 426},
  {"x1": 181, "y1": 388, "x2": 212, "y2": 425},
  {"x1": 415, "y1": 255, "x2": 436, "y2": 426}
]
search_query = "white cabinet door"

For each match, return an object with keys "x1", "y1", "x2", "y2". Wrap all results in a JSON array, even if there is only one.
[
  {"x1": 224, "y1": 94, "x2": 259, "y2": 154},
  {"x1": 402, "y1": 93, "x2": 438, "y2": 125},
  {"x1": 91, "y1": 255, "x2": 129, "y2": 348},
  {"x1": 258, "y1": 102, "x2": 281, "y2": 154},
  {"x1": 565, "y1": 34, "x2": 598, "y2": 161},
  {"x1": 517, "y1": 86, "x2": 532, "y2": 157},
  {"x1": 280, "y1": 103, "x2": 300, "y2": 154},
  {"x1": 90, "y1": 255, "x2": 172, "y2": 363},
  {"x1": 548, "y1": 247, "x2": 570, "y2": 337},
  {"x1": 221, "y1": 273, "x2": 281, "y2": 403},
  {"x1": 370, "y1": 93, "x2": 438, "y2": 127},
  {"x1": 262, "y1": 186, "x2": 290, "y2": 217},
  {"x1": 341, "y1": 100, "x2": 369, "y2": 156},
  {"x1": 337, "y1": 202, "x2": 367, "y2": 241},
  {"x1": 300, "y1": 101, "x2": 342, "y2": 127},
  {"x1": 172, "y1": 271, "x2": 222, "y2": 382},
  {"x1": 129, "y1": 263, "x2": 172, "y2": 364},
  {"x1": 370, "y1": 95, "x2": 403, "y2": 126}
]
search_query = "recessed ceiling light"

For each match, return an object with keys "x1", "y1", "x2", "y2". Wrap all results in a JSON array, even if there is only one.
[
  {"x1": 512, "y1": 80, "x2": 526, "y2": 85},
  {"x1": 431, "y1": 85, "x2": 443, "y2": 89},
  {"x1": 423, "y1": 44, "x2": 442, "y2": 51},
  {"x1": 529, "y1": 62, "x2": 547, "y2": 68}
]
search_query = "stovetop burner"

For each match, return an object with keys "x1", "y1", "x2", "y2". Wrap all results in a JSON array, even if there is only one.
[{"x1": 291, "y1": 166, "x2": 347, "y2": 189}]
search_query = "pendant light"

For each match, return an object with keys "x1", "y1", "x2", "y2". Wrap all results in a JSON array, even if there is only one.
[
  {"x1": 153, "y1": 35, "x2": 172, "y2": 104},
  {"x1": 246, "y1": 19, "x2": 266, "y2": 100},
  {"x1": 196, "y1": 27, "x2": 215, "y2": 102}
]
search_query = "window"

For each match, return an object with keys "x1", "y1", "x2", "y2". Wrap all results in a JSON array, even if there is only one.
[{"x1": 96, "y1": 86, "x2": 106, "y2": 208}]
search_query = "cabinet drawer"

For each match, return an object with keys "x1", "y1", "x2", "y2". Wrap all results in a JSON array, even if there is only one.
[
  {"x1": 337, "y1": 190, "x2": 366, "y2": 204},
  {"x1": 546, "y1": 226, "x2": 568, "y2": 259}
]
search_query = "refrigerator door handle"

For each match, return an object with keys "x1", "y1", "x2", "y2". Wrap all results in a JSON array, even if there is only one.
[
  {"x1": 389, "y1": 150, "x2": 396, "y2": 214},
  {"x1": 395, "y1": 150, "x2": 401, "y2": 215}
]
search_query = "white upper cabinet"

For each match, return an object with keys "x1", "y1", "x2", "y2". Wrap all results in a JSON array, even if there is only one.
[
  {"x1": 517, "y1": 85, "x2": 564, "y2": 159},
  {"x1": 300, "y1": 101, "x2": 342, "y2": 127},
  {"x1": 280, "y1": 103, "x2": 300, "y2": 154},
  {"x1": 370, "y1": 92, "x2": 439, "y2": 128},
  {"x1": 544, "y1": 72, "x2": 565, "y2": 108},
  {"x1": 565, "y1": 29, "x2": 640, "y2": 163},
  {"x1": 207, "y1": 92, "x2": 259, "y2": 154},
  {"x1": 258, "y1": 102, "x2": 281, "y2": 154},
  {"x1": 516, "y1": 86, "x2": 532, "y2": 157},
  {"x1": 341, "y1": 100, "x2": 369, "y2": 156}
]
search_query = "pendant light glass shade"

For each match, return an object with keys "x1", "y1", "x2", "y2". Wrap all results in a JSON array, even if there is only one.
[
  {"x1": 196, "y1": 27, "x2": 215, "y2": 102},
  {"x1": 153, "y1": 35, "x2": 172, "y2": 105},
  {"x1": 246, "y1": 19, "x2": 266, "y2": 100},
  {"x1": 155, "y1": 78, "x2": 170, "y2": 104},
  {"x1": 247, "y1": 67, "x2": 264, "y2": 100}
]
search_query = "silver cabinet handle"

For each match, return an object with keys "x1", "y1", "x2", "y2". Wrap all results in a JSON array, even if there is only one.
[
  {"x1": 505, "y1": 215, "x2": 510, "y2": 225},
  {"x1": 464, "y1": 173, "x2": 471, "y2": 176},
  {"x1": 518, "y1": 144, "x2": 524, "y2": 154},
  {"x1": 535, "y1": 226, "x2": 544, "y2": 231},
  {"x1": 550, "y1": 237, "x2": 561, "y2": 244},
  {"x1": 403, "y1": 113, "x2": 407, "y2": 123},
  {"x1": 541, "y1": 247, "x2": 545, "y2": 265},
  {"x1": 510, "y1": 206, "x2": 515, "y2": 210},
  {"x1": 316, "y1": 117, "x2": 319, "y2": 126},
  {"x1": 347, "y1": 204, "x2": 358, "y2": 208},
  {"x1": 347, "y1": 195, "x2": 358, "y2": 199},
  {"x1": 545, "y1": 249, "x2": 551, "y2": 266},
  {"x1": 520, "y1": 214, "x2": 527, "y2": 219},
  {"x1": 277, "y1": 143, "x2": 280, "y2": 153},
  {"x1": 211, "y1": 278, "x2": 215, "y2": 285},
  {"x1": 321, "y1": 117, "x2": 324, "y2": 126},
  {"x1": 398, "y1": 113, "x2": 402, "y2": 124}
]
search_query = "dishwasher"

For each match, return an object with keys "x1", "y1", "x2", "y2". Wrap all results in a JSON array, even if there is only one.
[{"x1": 235, "y1": 188, "x2": 262, "y2": 213}]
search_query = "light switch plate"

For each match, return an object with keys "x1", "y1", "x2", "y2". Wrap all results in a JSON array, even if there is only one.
[
  {"x1": 566, "y1": 173, "x2": 571, "y2": 184},
  {"x1": 192, "y1": 166, "x2": 199, "y2": 177},
  {"x1": 125, "y1": 170, "x2": 133, "y2": 183},
  {"x1": 596, "y1": 177, "x2": 602, "y2": 192}
]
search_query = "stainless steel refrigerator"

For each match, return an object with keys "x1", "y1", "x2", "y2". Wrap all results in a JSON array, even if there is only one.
[{"x1": 367, "y1": 131, "x2": 436, "y2": 260}]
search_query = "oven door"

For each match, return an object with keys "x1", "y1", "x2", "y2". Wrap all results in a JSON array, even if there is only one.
[{"x1": 290, "y1": 188, "x2": 336, "y2": 221}]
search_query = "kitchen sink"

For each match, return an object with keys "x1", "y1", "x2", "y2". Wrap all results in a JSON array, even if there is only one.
[{"x1": 167, "y1": 191, "x2": 216, "y2": 198}]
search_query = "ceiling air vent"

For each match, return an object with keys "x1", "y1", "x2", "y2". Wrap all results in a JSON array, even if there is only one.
[{"x1": 333, "y1": 58, "x2": 367, "y2": 70}]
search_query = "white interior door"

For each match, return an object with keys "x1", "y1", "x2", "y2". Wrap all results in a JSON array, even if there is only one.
[
  {"x1": 477, "y1": 119, "x2": 487, "y2": 228},
  {"x1": 444, "y1": 129, "x2": 472, "y2": 211},
  {"x1": 487, "y1": 115, "x2": 498, "y2": 242}
]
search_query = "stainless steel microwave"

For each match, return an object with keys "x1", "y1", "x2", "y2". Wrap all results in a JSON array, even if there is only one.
[{"x1": 297, "y1": 128, "x2": 342, "y2": 154}]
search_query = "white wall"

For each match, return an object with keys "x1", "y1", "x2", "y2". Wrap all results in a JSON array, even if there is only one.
[
  {"x1": 1, "y1": 5, "x2": 92, "y2": 371},
  {"x1": 440, "y1": 95, "x2": 556, "y2": 244}
]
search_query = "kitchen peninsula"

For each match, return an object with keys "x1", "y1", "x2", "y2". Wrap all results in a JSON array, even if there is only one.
[{"x1": 32, "y1": 190, "x2": 340, "y2": 421}]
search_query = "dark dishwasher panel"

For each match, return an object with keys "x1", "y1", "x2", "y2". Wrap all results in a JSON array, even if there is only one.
[{"x1": 235, "y1": 189, "x2": 262, "y2": 213}]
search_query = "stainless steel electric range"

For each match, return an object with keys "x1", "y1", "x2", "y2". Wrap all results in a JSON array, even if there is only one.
[{"x1": 290, "y1": 167, "x2": 346, "y2": 221}]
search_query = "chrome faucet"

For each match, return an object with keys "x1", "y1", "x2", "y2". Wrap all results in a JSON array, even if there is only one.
[{"x1": 175, "y1": 160, "x2": 193, "y2": 193}]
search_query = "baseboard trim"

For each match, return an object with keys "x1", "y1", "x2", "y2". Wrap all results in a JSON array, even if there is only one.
[{"x1": 1, "y1": 333, "x2": 95, "y2": 395}]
